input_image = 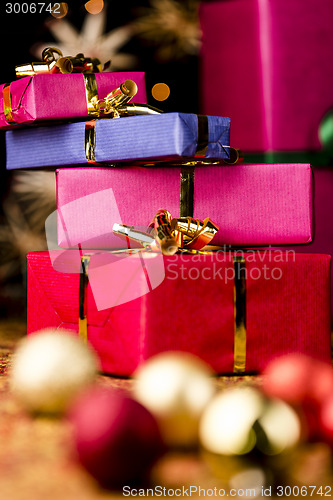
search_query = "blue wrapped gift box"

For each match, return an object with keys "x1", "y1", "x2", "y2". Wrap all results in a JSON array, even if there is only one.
[{"x1": 5, "y1": 113, "x2": 231, "y2": 169}]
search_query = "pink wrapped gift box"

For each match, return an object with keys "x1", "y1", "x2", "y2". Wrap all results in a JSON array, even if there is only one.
[
  {"x1": 27, "y1": 250, "x2": 331, "y2": 376},
  {"x1": 199, "y1": 0, "x2": 333, "y2": 152},
  {"x1": 0, "y1": 72, "x2": 147, "y2": 129},
  {"x1": 56, "y1": 163, "x2": 313, "y2": 249}
]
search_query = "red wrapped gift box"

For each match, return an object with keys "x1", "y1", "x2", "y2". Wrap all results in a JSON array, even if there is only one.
[{"x1": 27, "y1": 250, "x2": 331, "y2": 376}]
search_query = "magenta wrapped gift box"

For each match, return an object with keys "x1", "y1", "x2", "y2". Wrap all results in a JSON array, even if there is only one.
[
  {"x1": 55, "y1": 163, "x2": 313, "y2": 249},
  {"x1": 0, "y1": 72, "x2": 147, "y2": 129},
  {"x1": 27, "y1": 250, "x2": 331, "y2": 376},
  {"x1": 199, "y1": 0, "x2": 333, "y2": 152}
]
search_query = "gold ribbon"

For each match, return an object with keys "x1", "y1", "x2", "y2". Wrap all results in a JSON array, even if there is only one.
[
  {"x1": 233, "y1": 256, "x2": 246, "y2": 373},
  {"x1": 180, "y1": 166, "x2": 195, "y2": 217},
  {"x1": 87, "y1": 80, "x2": 138, "y2": 117},
  {"x1": 15, "y1": 47, "x2": 107, "y2": 77},
  {"x1": 150, "y1": 209, "x2": 219, "y2": 255},
  {"x1": 3, "y1": 83, "x2": 14, "y2": 123},
  {"x1": 83, "y1": 74, "x2": 99, "y2": 116},
  {"x1": 79, "y1": 255, "x2": 90, "y2": 342},
  {"x1": 113, "y1": 209, "x2": 219, "y2": 256},
  {"x1": 85, "y1": 121, "x2": 96, "y2": 163}
]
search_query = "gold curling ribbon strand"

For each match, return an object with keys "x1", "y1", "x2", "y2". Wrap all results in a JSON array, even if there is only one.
[
  {"x1": 79, "y1": 256, "x2": 90, "y2": 342},
  {"x1": 233, "y1": 256, "x2": 246, "y2": 373},
  {"x1": 15, "y1": 48, "x2": 105, "y2": 77},
  {"x1": 115, "y1": 209, "x2": 219, "y2": 255},
  {"x1": 3, "y1": 83, "x2": 14, "y2": 123},
  {"x1": 85, "y1": 79, "x2": 138, "y2": 118},
  {"x1": 223, "y1": 148, "x2": 241, "y2": 165},
  {"x1": 173, "y1": 217, "x2": 219, "y2": 250},
  {"x1": 83, "y1": 74, "x2": 99, "y2": 116}
]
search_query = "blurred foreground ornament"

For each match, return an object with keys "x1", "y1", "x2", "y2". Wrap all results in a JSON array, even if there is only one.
[
  {"x1": 198, "y1": 386, "x2": 304, "y2": 492},
  {"x1": 69, "y1": 386, "x2": 165, "y2": 488},
  {"x1": 262, "y1": 354, "x2": 333, "y2": 441},
  {"x1": 10, "y1": 329, "x2": 99, "y2": 415},
  {"x1": 262, "y1": 353, "x2": 315, "y2": 404},
  {"x1": 200, "y1": 387, "x2": 264, "y2": 456},
  {"x1": 133, "y1": 352, "x2": 216, "y2": 448},
  {"x1": 320, "y1": 395, "x2": 333, "y2": 443},
  {"x1": 199, "y1": 386, "x2": 301, "y2": 484}
]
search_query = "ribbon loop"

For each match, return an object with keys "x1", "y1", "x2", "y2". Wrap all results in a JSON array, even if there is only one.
[
  {"x1": 15, "y1": 47, "x2": 108, "y2": 77},
  {"x1": 113, "y1": 209, "x2": 219, "y2": 255},
  {"x1": 88, "y1": 80, "x2": 139, "y2": 118}
]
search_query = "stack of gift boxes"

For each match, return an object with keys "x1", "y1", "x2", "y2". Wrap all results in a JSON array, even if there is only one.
[{"x1": 1, "y1": 45, "x2": 331, "y2": 377}]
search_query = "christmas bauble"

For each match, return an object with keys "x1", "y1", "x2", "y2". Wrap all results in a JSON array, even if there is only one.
[
  {"x1": 69, "y1": 386, "x2": 165, "y2": 488},
  {"x1": 10, "y1": 329, "x2": 99, "y2": 415},
  {"x1": 134, "y1": 352, "x2": 216, "y2": 447}
]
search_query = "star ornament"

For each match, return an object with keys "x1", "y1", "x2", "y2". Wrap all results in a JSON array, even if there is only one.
[{"x1": 31, "y1": 7, "x2": 137, "y2": 70}]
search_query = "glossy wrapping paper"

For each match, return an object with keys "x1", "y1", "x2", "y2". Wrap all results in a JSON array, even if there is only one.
[
  {"x1": 0, "y1": 72, "x2": 147, "y2": 129},
  {"x1": 27, "y1": 250, "x2": 332, "y2": 376},
  {"x1": 5, "y1": 113, "x2": 231, "y2": 169},
  {"x1": 199, "y1": 0, "x2": 333, "y2": 152},
  {"x1": 55, "y1": 164, "x2": 313, "y2": 248}
]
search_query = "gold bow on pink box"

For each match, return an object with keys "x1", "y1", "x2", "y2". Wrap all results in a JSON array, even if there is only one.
[{"x1": 113, "y1": 209, "x2": 219, "y2": 255}]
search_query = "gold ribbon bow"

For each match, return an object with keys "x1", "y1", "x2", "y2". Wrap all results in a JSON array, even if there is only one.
[
  {"x1": 87, "y1": 79, "x2": 139, "y2": 117},
  {"x1": 113, "y1": 209, "x2": 219, "y2": 256},
  {"x1": 15, "y1": 47, "x2": 109, "y2": 77}
]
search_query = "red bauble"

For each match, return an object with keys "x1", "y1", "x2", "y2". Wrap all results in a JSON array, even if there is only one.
[
  {"x1": 262, "y1": 354, "x2": 313, "y2": 404},
  {"x1": 319, "y1": 393, "x2": 333, "y2": 443},
  {"x1": 306, "y1": 361, "x2": 333, "y2": 406},
  {"x1": 69, "y1": 386, "x2": 166, "y2": 488}
]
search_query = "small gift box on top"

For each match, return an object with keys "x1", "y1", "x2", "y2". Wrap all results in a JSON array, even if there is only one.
[{"x1": 0, "y1": 47, "x2": 147, "y2": 129}]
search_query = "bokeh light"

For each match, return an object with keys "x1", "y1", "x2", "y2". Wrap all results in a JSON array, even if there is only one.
[
  {"x1": 199, "y1": 387, "x2": 264, "y2": 456},
  {"x1": 51, "y1": 2, "x2": 68, "y2": 18},
  {"x1": 85, "y1": 0, "x2": 104, "y2": 15},
  {"x1": 152, "y1": 83, "x2": 171, "y2": 101}
]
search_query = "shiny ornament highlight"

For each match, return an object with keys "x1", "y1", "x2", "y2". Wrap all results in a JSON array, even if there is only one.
[
  {"x1": 69, "y1": 386, "x2": 165, "y2": 488},
  {"x1": 134, "y1": 352, "x2": 216, "y2": 447},
  {"x1": 10, "y1": 329, "x2": 99, "y2": 415}
]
